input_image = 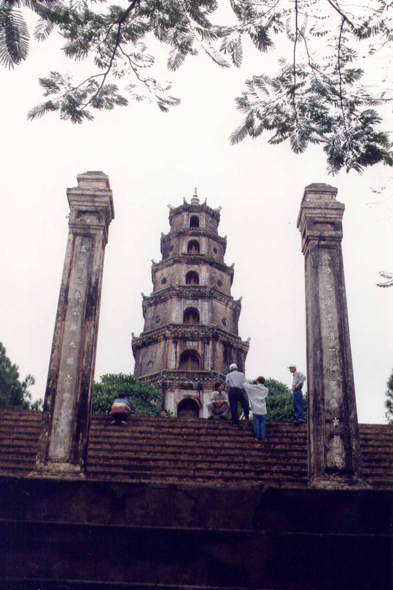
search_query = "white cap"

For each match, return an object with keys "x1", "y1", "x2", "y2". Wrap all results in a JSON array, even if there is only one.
[
  {"x1": 288, "y1": 363, "x2": 296, "y2": 368},
  {"x1": 229, "y1": 363, "x2": 237, "y2": 371}
]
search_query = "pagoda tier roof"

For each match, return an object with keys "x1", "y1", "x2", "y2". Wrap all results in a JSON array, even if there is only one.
[
  {"x1": 161, "y1": 228, "x2": 227, "y2": 248},
  {"x1": 168, "y1": 201, "x2": 221, "y2": 224},
  {"x1": 141, "y1": 285, "x2": 242, "y2": 313},
  {"x1": 151, "y1": 254, "x2": 234, "y2": 277},
  {"x1": 1, "y1": 410, "x2": 392, "y2": 490},
  {"x1": 139, "y1": 369, "x2": 225, "y2": 389},
  {"x1": 132, "y1": 324, "x2": 250, "y2": 353}
]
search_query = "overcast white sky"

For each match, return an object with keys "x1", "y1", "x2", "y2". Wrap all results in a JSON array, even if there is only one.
[{"x1": 0, "y1": 11, "x2": 392, "y2": 424}]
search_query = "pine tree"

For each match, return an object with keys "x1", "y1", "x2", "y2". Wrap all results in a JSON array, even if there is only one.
[{"x1": 0, "y1": 342, "x2": 40, "y2": 410}]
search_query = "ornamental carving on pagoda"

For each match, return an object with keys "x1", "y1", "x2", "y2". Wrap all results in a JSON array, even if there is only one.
[{"x1": 132, "y1": 191, "x2": 249, "y2": 418}]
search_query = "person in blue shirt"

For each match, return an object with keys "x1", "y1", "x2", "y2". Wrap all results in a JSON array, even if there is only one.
[{"x1": 110, "y1": 392, "x2": 132, "y2": 425}]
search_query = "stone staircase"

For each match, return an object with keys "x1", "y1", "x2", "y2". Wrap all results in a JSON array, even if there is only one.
[
  {"x1": 87, "y1": 416, "x2": 308, "y2": 487},
  {"x1": 1, "y1": 411, "x2": 393, "y2": 590},
  {"x1": 0, "y1": 410, "x2": 392, "y2": 488}
]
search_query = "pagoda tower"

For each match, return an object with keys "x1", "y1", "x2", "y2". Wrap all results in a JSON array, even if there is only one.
[{"x1": 132, "y1": 191, "x2": 249, "y2": 418}]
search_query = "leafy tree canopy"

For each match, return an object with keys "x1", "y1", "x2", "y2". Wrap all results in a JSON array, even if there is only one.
[
  {"x1": 92, "y1": 373, "x2": 162, "y2": 416},
  {"x1": 384, "y1": 368, "x2": 393, "y2": 425},
  {"x1": 0, "y1": 342, "x2": 41, "y2": 410},
  {"x1": 1, "y1": 0, "x2": 393, "y2": 174},
  {"x1": 265, "y1": 377, "x2": 307, "y2": 422}
]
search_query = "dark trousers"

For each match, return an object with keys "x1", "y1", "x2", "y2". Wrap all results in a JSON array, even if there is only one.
[
  {"x1": 111, "y1": 412, "x2": 129, "y2": 423},
  {"x1": 228, "y1": 387, "x2": 249, "y2": 425}
]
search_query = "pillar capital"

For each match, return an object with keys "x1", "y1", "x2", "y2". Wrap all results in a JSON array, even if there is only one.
[
  {"x1": 67, "y1": 171, "x2": 114, "y2": 245},
  {"x1": 297, "y1": 183, "x2": 344, "y2": 255}
]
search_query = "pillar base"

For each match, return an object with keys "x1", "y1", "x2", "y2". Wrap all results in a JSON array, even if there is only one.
[
  {"x1": 309, "y1": 474, "x2": 371, "y2": 490},
  {"x1": 29, "y1": 461, "x2": 86, "y2": 480}
]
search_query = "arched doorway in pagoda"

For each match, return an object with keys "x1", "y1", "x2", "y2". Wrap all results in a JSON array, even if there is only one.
[
  {"x1": 177, "y1": 397, "x2": 200, "y2": 419},
  {"x1": 179, "y1": 350, "x2": 200, "y2": 371}
]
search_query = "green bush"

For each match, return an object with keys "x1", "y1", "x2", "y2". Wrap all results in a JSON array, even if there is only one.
[{"x1": 92, "y1": 373, "x2": 162, "y2": 416}]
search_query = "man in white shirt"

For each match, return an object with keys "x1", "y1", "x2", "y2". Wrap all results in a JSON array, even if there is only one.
[
  {"x1": 243, "y1": 377, "x2": 269, "y2": 441},
  {"x1": 288, "y1": 364, "x2": 306, "y2": 423},
  {"x1": 225, "y1": 363, "x2": 249, "y2": 425},
  {"x1": 207, "y1": 382, "x2": 229, "y2": 419}
]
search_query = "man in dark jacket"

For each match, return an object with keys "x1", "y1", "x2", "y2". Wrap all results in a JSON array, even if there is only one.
[{"x1": 225, "y1": 363, "x2": 249, "y2": 426}]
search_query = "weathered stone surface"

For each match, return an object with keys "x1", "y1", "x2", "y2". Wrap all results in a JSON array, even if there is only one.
[
  {"x1": 34, "y1": 172, "x2": 114, "y2": 476},
  {"x1": 298, "y1": 183, "x2": 368, "y2": 489},
  {"x1": 0, "y1": 474, "x2": 392, "y2": 589}
]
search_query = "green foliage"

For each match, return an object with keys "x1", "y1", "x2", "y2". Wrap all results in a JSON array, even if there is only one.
[
  {"x1": 0, "y1": 3, "x2": 29, "y2": 68},
  {"x1": 0, "y1": 342, "x2": 42, "y2": 410},
  {"x1": 377, "y1": 271, "x2": 393, "y2": 288},
  {"x1": 92, "y1": 373, "x2": 162, "y2": 416},
  {"x1": 265, "y1": 378, "x2": 307, "y2": 422},
  {"x1": 384, "y1": 368, "x2": 393, "y2": 425},
  {"x1": 2, "y1": 0, "x2": 393, "y2": 172}
]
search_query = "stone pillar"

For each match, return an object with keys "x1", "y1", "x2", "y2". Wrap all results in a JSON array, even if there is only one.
[
  {"x1": 297, "y1": 183, "x2": 368, "y2": 489},
  {"x1": 34, "y1": 172, "x2": 114, "y2": 477}
]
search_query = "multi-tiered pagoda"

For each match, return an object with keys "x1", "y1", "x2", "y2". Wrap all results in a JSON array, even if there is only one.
[{"x1": 132, "y1": 191, "x2": 249, "y2": 417}]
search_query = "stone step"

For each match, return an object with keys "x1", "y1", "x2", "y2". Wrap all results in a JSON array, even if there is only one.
[
  {"x1": 88, "y1": 440, "x2": 307, "y2": 464},
  {"x1": 91, "y1": 415, "x2": 308, "y2": 429},
  {"x1": 0, "y1": 460, "x2": 34, "y2": 474},
  {"x1": 362, "y1": 453, "x2": 393, "y2": 463},
  {"x1": 89, "y1": 421, "x2": 308, "y2": 434},
  {"x1": 88, "y1": 440, "x2": 307, "y2": 455},
  {"x1": 0, "y1": 446, "x2": 37, "y2": 458},
  {"x1": 87, "y1": 446, "x2": 307, "y2": 462},
  {"x1": 89, "y1": 422, "x2": 308, "y2": 442},
  {"x1": 86, "y1": 466, "x2": 308, "y2": 487},
  {"x1": 86, "y1": 459, "x2": 308, "y2": 475},
  {"x1": 89, "y1": 431, "x2": 308, "y2": 444},
  {"x1": 0, "y1": 410, "x2": 41, "y2": 423},
  {"x1": 0, "y1": 425, "x2": 41, "y2": 436}
]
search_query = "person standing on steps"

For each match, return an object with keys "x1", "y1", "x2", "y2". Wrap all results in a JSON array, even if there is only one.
[
  {"x1": 288, "y1": 364, "x2": 306, "y2": 424},
  {"x1": 110, "y1": 392, "x2": 132, "y2": 425},
  {"x1": 207, "y1": 382, "x2": 229, "y2": 420},
  {"x1": 243, "y1": 377, "x2": 269, "y2": 441},
  {"x1": 225, "y1": 363, "x2": 249, "y2": 426}
]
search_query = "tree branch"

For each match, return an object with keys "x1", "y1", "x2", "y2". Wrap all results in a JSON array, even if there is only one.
[
  {"x1": 326, "y1": 0, "x2": 355, "y2": 30},
  {"x1": 119, "y1": 44, "x2": 153, "y2": 95},
  {"x1": 80, "y1": 0, "x2": 140, "y2": 110},
  {"x1": 292, "y1": 0, "x2": 298, "y2": 119},
  {"x1": 337, "y1": 17, "x2": 349, "y2": 138}
]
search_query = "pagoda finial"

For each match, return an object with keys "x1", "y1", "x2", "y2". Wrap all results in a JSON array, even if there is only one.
[{"x1": 191, "y1": 187, "x2": 199, "y2": 206}]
